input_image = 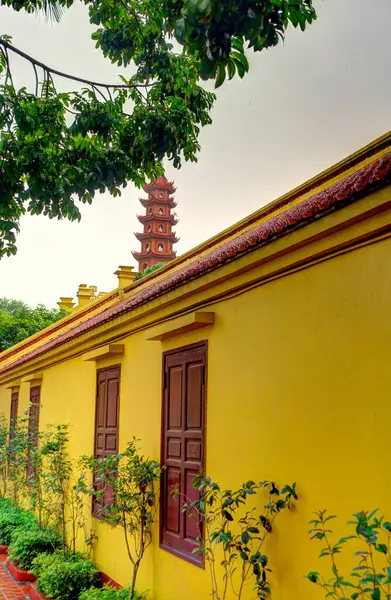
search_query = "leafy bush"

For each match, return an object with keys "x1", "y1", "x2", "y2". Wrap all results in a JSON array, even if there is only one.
[
  {"x1": 32, "y1": 551, "x2": 99, "y2": 600},
  {"x1": 80, "y1": 585, "x2": 147, "y2": 600},
  {"x1": 0, "y1": 501, "x2": 36, "y2": 545},
  {"x1": 305, "y1": 509, "x2": 391, "y2": 599},
  {"x1": 134, "y1": 263, "x2": 165, "y2": 281},
  {"x1": 31, "y1": 551, "x2": 85, "y2": 578},
  {"x1": 8, "y1": 526, "x2": 62, "y2": 570}
]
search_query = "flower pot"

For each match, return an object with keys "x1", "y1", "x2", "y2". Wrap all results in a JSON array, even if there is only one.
[
  {"x1": 0, "y1": 545, "x2": 8, "y2": 555},
  {"x1": 100, "y1": 572, "x2": 121, "y2": 590},
  {"x1": 29, "y1": 583, "x2": 48, "y2": 600},
  {"x1": 6, "y1": 559, "x2": 37, "y2": 582}
]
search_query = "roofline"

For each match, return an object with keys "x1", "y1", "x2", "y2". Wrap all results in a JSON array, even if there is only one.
[
  {"x1": 161, "y1": 130, "x2": 391, "y2": 269},
  {"x1": 1, "y1": 149, "x2": 391, "y2": 376},
  {"x1": 137, "y1": 214, "x2": 178, "y2": 223},
  {"x1": 140, "y1": 198, "x2": 177, "y2": 207},
  {"x1": 134, "y1": 232, "x2": 179, "y2": 241},
  {"x1": 132, "y1": 250, "x2": 177, "y2": 259},
  {"x1": 143, "y1": 180, "x2": 176, "y2": 193}
]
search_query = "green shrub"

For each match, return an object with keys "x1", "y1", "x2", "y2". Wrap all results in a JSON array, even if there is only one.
[
  {"x1": 30, "y1": 551, "x2": 58, "y2": 577},
  {"x1": 80, "y1": 585, "x2": 147, "y2": 600},
  {"x1": 0, "y1": 502, "x2": 36, "y2": 545},
  {"x1": 8, "y1": 526, "x2": 62, "y2": 570},
  {"x1": 31, "y1": 551, "x2": 85, "y2": 578},
  {"x1": 0, "y1": 498, "x2": 13, "y2": 510},
  {"x1": 32, "y1": 551, "x2": 99, "y2": 600},
  {"x1": 134, "y1": 262, "x2": 165, "y2": 281}
]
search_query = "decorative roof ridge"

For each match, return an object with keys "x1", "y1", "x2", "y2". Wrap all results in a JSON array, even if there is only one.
[
  {"x1": 131, "y1": 250, "x2": 177, "y2": 259},
  {"x1": 134, "y1": 231, "x2": 178, "y2": 237},
  {"x1": 143, "y1": 176, "x2": 176, "y2": 192},
  {"x1": 1, "y1": 151, "x2": 391, "y2": 376}
]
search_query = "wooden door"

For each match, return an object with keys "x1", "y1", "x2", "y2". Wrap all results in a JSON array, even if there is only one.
[{"x1": 160, "y1": 342, "x2": 206, "y2": 565}]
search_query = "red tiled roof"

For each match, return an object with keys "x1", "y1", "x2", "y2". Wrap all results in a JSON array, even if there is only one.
[
  {"x1": 1, "y1": 152, "x2": 391, "y2": 376},
  {"x1": 143, "y1": 176, "x2": 176, "y2": 193}
]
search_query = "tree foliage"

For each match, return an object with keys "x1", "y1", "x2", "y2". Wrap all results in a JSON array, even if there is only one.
[
  {"x1": 0, "y1": 0, "x2": 317, "y2": 257},
  {"x1": 0, "y1": 297, "x2": 67, "y2": 351}
]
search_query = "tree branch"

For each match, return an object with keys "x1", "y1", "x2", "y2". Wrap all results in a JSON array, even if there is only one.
[{"x1": 0, "y1": 39, "x2": 150, "y2": 90}]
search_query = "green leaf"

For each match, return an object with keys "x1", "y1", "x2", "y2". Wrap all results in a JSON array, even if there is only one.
[
  {"x1": 227, "y1": 59, "x2": 236, "y2": 80},
  {"x1": 241, "y1": 531, "x2": 250, "y2": 544},
  {"x1": 215, "y1": 63, "x2": 226, "y2": 88}
]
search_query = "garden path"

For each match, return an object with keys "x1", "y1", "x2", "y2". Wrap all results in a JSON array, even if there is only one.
[{"x1": 0, "y1": 557, "x2": 30, "y2": 600}]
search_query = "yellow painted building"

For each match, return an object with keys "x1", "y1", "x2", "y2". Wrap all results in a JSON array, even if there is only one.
[{"x1": 1, "y1": 131, "x2": 391, "y2": 599}]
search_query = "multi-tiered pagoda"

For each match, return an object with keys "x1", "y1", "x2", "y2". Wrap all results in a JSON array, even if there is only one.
[{"x1": 132, "y1": 176, "x2": 179, "y2": 272}]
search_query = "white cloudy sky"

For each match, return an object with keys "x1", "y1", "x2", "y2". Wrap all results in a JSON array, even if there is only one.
[{"x1": 1, "y1": 0, "x2": 391, "y2": 307}]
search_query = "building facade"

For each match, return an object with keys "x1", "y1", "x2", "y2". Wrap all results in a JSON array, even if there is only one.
[{"x1": 1, "y1": 132, "x2": 391, "y2": 600}]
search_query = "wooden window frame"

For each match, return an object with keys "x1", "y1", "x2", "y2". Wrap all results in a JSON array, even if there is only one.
[
  {"x1": 160, "y1": 340, "x2": 207, "y2": 567},
  {"x1": 9, "y1": 390, "x2": 19, "y2": 440},
  {"x1": 27, "y1": 386, "x2": 41, "y2": 477},
  {"x1": 92, "y1": 364, "x2": 121, "y2": 520}
]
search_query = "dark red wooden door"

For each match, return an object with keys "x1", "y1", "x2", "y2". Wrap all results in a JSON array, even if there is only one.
[
  {"x1": 93, "y1": 366, "x2": 120, "y2": 516},
  {"x1": 160, "y1": 342, "x2": 206, "y2": 565},
  {"x1": 28, "y1": 386, "x2": 41, "y2": 446},
  {"x1": 9, "y1": 391, "x2": 19, "y2": 439},
  {"x1": 27, "y1": 386, "x2": 41, "y2": 476}
]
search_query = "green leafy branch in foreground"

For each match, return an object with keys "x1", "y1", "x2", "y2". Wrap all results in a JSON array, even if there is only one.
[
  {"x1": 178, "y1": 474, "x2": 298, "y2": 599},
  {"x1": 0, "y1": 0, "x2": 316, "y2": 257},
  {"x1": 306, "y1": 509, "x2": 391, "y2": 600}
]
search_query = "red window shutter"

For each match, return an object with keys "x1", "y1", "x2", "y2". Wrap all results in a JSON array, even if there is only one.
[
  {"x1": 28, "y1": 386, "x2": 41, "y2": 447},
  {"x1": 27, "y1": 386, "x2": 41, "y2": 477},
  {"x1": 160, "y1": 342, "x2": 206, "y2": 566},
  {"x1": 9, "y1": 391, "x2": 19, "y2": 439},
  {"x1": 93, "y1": 366, "x2": 120, "y2": 517}
]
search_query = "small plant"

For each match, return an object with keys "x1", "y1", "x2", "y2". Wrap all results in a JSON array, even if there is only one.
[
  {"x1": 32, "y1": 551, "x2": 99, "y2": 600},
  {"x1": 0, "y1": 415, "x2": 9, "y2": 497},
  {"x1": 134, "y1": 263, "x2": 165, "y2": 281},
  {"x1": 8, "y1": 525, "x2": 62, "y2": 570},
  {"x1": 66, "y1": 473, "x2": 97, "y2": 556},
  {"x1": 79, "y1": 585, "x2": 147, "y2": 600},
  {"x1": 180, "y1": 474, "x2": 298, "y2": 600},
  {"x1": 79, "y1": 438, "x2": 161, "y2": 600},
  {"x1": 7, "y1": 411, "x2": 30, "y2": 505},
  {"x1": 305, "y1": 509, "x2": 391, "y2": 599},
  {"x1": 27, "y1": 423, "x2": 72, "y2": 533},
  {"x1": 38, "y1": 424, "x2": 72, "y2": 539},
  {"x1": 0, "y1": 501, "x2": 36, "y2": 545}
]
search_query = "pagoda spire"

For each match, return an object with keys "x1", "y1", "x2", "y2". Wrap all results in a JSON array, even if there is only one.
[{"x1": 132, "y1": 176, "x2": 179, "y2": 272}]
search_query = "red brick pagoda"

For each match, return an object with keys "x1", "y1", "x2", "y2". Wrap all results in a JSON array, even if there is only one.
[{"x1": 132, "y1": 176, "x2": 179, "y2": 272}]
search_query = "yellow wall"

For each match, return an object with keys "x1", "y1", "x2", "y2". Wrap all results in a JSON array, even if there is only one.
[{"x1": 1, "y1": 185, "x2": 391, "y2": 600}]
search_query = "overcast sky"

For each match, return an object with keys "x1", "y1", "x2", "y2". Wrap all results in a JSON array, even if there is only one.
[{"x1": 1, "y1": 0, "x2": 391, "y2": 307}]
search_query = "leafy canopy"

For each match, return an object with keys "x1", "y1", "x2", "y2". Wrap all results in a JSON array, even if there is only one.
[
  {"x1": 0, "y1": 297, "x2": 67, "y2": 351},
  {"x1": 0, "y1": 0, "x2": 316, "y2": 257}
]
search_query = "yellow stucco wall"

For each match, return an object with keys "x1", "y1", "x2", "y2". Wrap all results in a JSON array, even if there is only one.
[{"x1": 1, "y1": 158, "x2": 391, "y2": 599}]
